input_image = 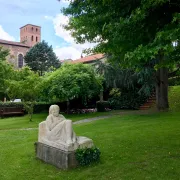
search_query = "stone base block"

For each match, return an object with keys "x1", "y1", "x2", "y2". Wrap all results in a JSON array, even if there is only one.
[{"x1": 35, "y1": 142, "x2": 78, "y2": 169}]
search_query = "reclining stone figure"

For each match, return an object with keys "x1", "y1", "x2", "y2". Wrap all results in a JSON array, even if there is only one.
[{"x1": 38, "y1": 105, "x2": 93, "y2": 151}]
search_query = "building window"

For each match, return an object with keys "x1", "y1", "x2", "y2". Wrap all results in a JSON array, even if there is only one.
[
  {"x1": 18, "y1": 54, "x2": 23, "y2": 68},
  {"x1": 32, "y1": 27, "x2": 34, "y2": 31},
  {"x1": 36, "y1": 28, "x2": 38, "y2": 32},
  {"x1": 36, "y1": 36, "x2": 38, "y2": 42},
  {"x1": 31, "y1": 36, "x2": 33, "y2": 41}
]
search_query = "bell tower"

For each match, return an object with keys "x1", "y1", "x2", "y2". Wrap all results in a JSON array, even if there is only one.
[{"x1": 20, "y1": 24, "x2": 41, "y2": 47}]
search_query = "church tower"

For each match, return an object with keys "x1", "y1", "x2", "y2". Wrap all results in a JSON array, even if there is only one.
[{"x1": 20, "y1": 24, "x2": 41, "y2": 47}]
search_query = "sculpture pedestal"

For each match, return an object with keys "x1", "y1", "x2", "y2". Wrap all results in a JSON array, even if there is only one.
[{"x1": 35, "y1": 142, "x2": 78, "y2": 169}]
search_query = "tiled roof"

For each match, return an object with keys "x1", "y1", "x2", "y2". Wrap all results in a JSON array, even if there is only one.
[
  {"x1": 0, "y1": 39, "x2": 30, "y2": 48},
  {"x1": 20, "y1": 24, "x2": 41, "y2": 29},
  {"x1": 72, "y1": 54, "x2": 104, "y2": 64}
]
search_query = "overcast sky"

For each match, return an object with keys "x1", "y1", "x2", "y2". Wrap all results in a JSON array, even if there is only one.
[{"x1": 0, "y1": 0, "x2": 95, "y2": 60}]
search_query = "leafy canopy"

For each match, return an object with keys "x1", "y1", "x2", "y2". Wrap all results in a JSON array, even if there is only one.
[
  {"x1": 63, "y1": 0, "x2": 180, "y2": 68},
  {"x1": 43, "y1": 63, "x2": 103, "y2": 102},
  {"x1": 6, "y1": 67, "x2": 42, "y2": 121},
  {"x1": 24, "y1": 40, "x2": 60, "y2": 75},
  {"x1": 0, "y1": 47, "x2": 14, "y2": 94}
]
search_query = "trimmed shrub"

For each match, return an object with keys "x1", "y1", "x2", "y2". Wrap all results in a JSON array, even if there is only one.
[
  {"x1": 108, "y1": 90, "x2": 149, "y2": 110},
  {"x1": 33, "y1": 102, "x2": 51, "y2": 113},
  {"x1": 96, "y1": 101, "x2": 109, "y2": 112},
  {"x1": 0, "y1": 102, "x2": 50, "y2": 113},
  {"x1": 0, "y1": 102, "x2": 24, "y2": 108},
  {"x1": 75, "y1": 147, "x2": 101, "y2": 166}
]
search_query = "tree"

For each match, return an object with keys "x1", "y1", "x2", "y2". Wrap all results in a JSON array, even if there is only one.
[
  {"x1": 43, "y1": 63, "x2": 102, "y2": 113},
  {"x1": 6, "y1": 67, "x2": 42, "y2": 121},
  {"x1": 62, "y1": 0, "x2": 180, "y2": 111},
  {"x1": 95, "y1": 60, "x2": 155, "y2": 96},
  {"x1": 0, "y1": 47, "x2": 14, "y2": 99},
  {"x1": 24, "y1": 40, "x2": 60, "y2": 76}
]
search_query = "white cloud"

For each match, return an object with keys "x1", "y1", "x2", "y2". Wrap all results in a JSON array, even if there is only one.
[
  {"x1": 53, "y1": 14, "x2": 74, "y2": 44},
  {"x1": 46, "y1": 14, "x2": 97, "y2": 60},
  {"x1": 60, "y1": 0, "x2": 70, "y2": 4},
  {"x1": 0, "y1": 25, "x2": 15, "y2": 41},
  {"x1": 54, "y1": 46, "x2": 81, "y2": 60}
]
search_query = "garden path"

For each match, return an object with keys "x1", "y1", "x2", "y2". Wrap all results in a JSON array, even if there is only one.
[{"x1": 0, "y1": 110, "x2": 155, "y2": 131}]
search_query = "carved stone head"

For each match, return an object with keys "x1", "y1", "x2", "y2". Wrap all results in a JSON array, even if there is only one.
[{"x1": 49, "y1": 105, "x2": 60, "y2": 117}]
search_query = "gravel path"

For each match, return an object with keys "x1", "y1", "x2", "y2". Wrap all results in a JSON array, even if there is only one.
[{"x1": 73, "y1": 115, "x2": 113, "y2": 124}]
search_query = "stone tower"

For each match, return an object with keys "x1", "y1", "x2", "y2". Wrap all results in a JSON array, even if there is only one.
[{"x1": 20, "y1": 24, "x2": 41, "y2": 47}]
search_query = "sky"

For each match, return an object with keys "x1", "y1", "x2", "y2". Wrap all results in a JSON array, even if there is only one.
[{"x1": 0, "y1": 0, "x2": 95, "y2": 60}]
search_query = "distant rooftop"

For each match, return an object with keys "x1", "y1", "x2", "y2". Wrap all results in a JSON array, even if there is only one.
[
  {"x1": 0, "y1": 39, "x2": 30, "y2": 48},
  {"x1": 72, "y1": 54, "x2": 104, "y2": 64},
  {"x1": 20, "y1": 24, "x2": 41, "y2": 29}
]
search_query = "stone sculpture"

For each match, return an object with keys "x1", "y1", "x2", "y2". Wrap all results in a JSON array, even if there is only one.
[{"x1": 38, "y1": 105, "x2": 93, "y2": 151}]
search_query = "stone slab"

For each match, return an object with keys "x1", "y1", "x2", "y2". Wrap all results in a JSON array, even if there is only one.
[{"x1": 35, "y1": 142, "x2": 78, "y2": 169}]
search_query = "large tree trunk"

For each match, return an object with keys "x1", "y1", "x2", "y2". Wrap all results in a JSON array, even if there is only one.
[{"x1": 156, "y1": 67, "x2": 169, "y2": 111}]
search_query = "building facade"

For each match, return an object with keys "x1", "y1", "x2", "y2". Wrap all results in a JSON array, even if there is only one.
[{"x1": 0, "y1": 24, "x2": 41, "y2": 69}]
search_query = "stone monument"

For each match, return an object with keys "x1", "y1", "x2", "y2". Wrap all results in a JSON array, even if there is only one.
[{"x1": 35, "y1": 105, "x2": 94, "y2": 169}]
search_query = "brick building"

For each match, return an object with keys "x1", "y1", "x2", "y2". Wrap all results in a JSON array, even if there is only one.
[
  {"x1": 0, "y1": 24, "x2": 41, "y2": 69},
  {"x1": 71, "y1": 54, "x2": 105, "y2": 64}
]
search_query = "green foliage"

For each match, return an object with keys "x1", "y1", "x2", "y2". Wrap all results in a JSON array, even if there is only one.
[
  {"x1": 75, "y1": 147, "x2": 101, "y2": 166},
  {"x1": 6, "y1": 67, "x2": 42, "y2": 121},
  {"x1": 62, "y1": 0, "x2": 180, "y2": 110},
  {"x1": 0, "y1": 102, "x2": 23, "y2": 108},
  {"x1": 0, "y1": 102, "x2": 50, "y2": 114},
  {"x1": 24, "y1": 40, "x2": 60, "y2": 75},
  {"x1": 33, "y1": 102, "x2": 50, "y2": 113},
  {"x1": 109, "y1": 88, "x2": 121, "y2": 97},
  {"x1": 169, "y1": 86, "x2": 180, "y2": 112},
  {"x1": 96, "y1": 101, "x2": 109, "y2": 112},
  {"x1": 109, "y1": 90, "x2": 149, "y2": 110},
  {"x1": 0, "y1": 46, "x2": 9, "y2": 60},
  {"x1": 6, "y1": 67, "x2": 41, "y2": 101},
  {"x1": 169, "y1": 76, "x2": 180, "y2": 86},
  {"x1": 63, "y1": 1, "x2": 180, "y2": 67},
  {"x1": 43, "y1": 63, "x2": 103, "y2": 103},
  {"x1": 95, "y1": 61, "x2": 155, "y2": 97},
  {"x1": 0, "y1": 47, "x2": 14, "y2": 94}
]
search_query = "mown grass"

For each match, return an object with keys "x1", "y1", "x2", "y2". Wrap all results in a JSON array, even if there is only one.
[
  {"x1": 0, "y1": 86, "x2": 179, "y2": 179},
  {"x1": 169, "y1": 85, "x2": 180, "y2": 111},
  {"x1": 0, "y1": 110, "x2": 126, "y2": 130},
  {"x1": 0, "y1": 112, "x2": 180, "y2": 180}
]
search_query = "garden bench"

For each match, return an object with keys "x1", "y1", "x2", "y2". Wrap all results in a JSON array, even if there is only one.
[{"x1": 0, "y1": 107, "x2": 24, "y2": 118}]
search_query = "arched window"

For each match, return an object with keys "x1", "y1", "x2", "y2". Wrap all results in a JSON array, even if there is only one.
[
  {"x1": 36, "y1": 36, "x2": 38, "y2": 42},
  {"x1": 36, "y1": 28, "x2": 38, "y2": 32},
  {"x1": 31, "y1": 36, "x2": 33, "y2": 41},
  {"x1": 32, "y1": 27, "x2": 34, "y2": 31},
  {"x1": 18, "y1": 54, "x2": 24, "y2": 68}
]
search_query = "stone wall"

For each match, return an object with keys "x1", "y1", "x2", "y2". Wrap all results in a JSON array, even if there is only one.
[{"x1": 0, "y1": 42, "x2": 30, "y2": 69}]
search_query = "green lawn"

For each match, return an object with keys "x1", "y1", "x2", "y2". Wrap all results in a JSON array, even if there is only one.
[
  {"x1": 0, "y1": 112, "x2": 180, "y2": 180},
  {"x1": 0, "y1": 86, "x2": 179, "y2": 179},
  {"x1": 169, "y1": 86, "x2": 180, "y2": 111},
  {"x1": 0, "y1": 111, "x2": 124, "y2": 130}
]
